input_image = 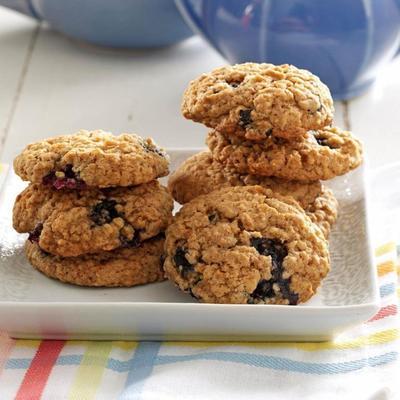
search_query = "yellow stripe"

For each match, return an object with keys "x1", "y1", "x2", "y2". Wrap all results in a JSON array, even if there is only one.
[
  {"x1": 14, "y1": 340, "x2": 41, "y2": 348},
  {"x1": 378, "y1": 261, "x2": 395, "y2": 276},
  {"x1": 163, "y1": 329, "x2": 399, "y2": 351},
  {"x1": 68, "y1": 341, "x2": 112, "y2": 400},
  {"x1": 375, "y1": 242, "x2": 396, "y2": 257}
]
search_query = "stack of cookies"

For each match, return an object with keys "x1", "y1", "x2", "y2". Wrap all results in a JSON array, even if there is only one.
[
  {"x1": 12, "y1": 129, "x2": 173, "y2": 287},
  {"x1": 165, "y1": 63, "x2": 363, "y2": 305}
]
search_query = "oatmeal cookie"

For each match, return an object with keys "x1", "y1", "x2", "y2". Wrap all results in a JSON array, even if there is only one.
[
  {"x1": 207, "y1": 127, "x2": 363, "y2": 181},
  {"x1": 25, "y1": 235, "x2": 165, "y2": 287},
  {"x1": 168, "y1": 151, "x2": 338, "y2": 238},
  {"x1": 182, "y1": 63, "x2": 333, "y2": 140},
  {"x1": 164, "y1": 186, "x2": 330, "y2": 305},
  {"x1": 168, "y1": 151, "x2": 322, "y2": 207},
  {"x1": 14, "y1": 130, "x2": 169, "y2": 188},
  {"x1": 13, "y1": 181, "x2": 173, "y2": 257}
]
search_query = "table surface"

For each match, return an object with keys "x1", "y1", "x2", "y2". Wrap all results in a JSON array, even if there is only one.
[{"x1": 0, "y1": 8, "x2": 399, "y2": 168}]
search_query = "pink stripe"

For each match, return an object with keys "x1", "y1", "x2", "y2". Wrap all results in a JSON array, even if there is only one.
[
  {"x1": 368, "y1": 304, "x2": 398, "y2": 322},
  {"x1": 15, "y1": 340, "x2": 65, "y2": 400},
  {"x1": 0, "y1": 333, "x2": 16, "y2": 377}
]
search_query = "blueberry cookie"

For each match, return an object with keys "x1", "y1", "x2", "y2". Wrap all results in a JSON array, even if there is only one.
[
  {"x1": 14, "y1": 130, "x2": 169, "y2": 188},
  {"x1": 182, "y1": 63, "x2": 333, "y2": 140},
  {"x1": 207, "y1": 127, "x2": 363, "y2": 181},
  {"x1": 25, "y1": 235, "x2": 165, "y2": 287},
  {"x1": 168, "y1": 151, "x2": 322, "y2": 207},
  {"x1": 168, "y1": 151, "x2": 337, "y2": 237},
  {"x1": 13, "y1": 181, "x2": 173, "y2": 257},
  {"x1": 164, "y1": 186, "x2": 330, "y2": 305}
]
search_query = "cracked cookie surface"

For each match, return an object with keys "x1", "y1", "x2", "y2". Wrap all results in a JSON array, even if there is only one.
[
  {"x1": 182, "y1": 63, "x2": 334, "y2": 140},
  {"x1": 168, "y1": 151, "x2": 338, "y2": 238},
  {"x1": 14, "y1": 130, "x2": 169, "y2": 188},
  {"x1": 13, "y1": 181, "x2": 173, "y2": 257},
  {"x1": 25, "y1": 235, "x2": 165, "y2": 287},
  {"x1": 164, "y1": 186, "x2": 330, "y2": 305},
  {"x1": 207, "y1": 127, "x2": 363, "y2": 181}
]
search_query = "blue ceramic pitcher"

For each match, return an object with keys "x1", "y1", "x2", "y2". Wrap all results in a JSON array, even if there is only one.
[
  {"x1": 1, "y1": 0, "x2": 193, "y2": 48},
  {"x1": 177, "y1": 0, "x2": 400, "y2": 99}
]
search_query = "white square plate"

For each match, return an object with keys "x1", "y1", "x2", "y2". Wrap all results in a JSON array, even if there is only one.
[{"x1": 0, "y1": 149, "x2": 379, "y2": 341}]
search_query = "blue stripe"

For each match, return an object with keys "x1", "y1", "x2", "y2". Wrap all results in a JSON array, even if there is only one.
[
  {"x1": 380, "y1": 283, "x2": 396, "y2": 298},
  {"x1": 107, "y1": 358, "x2": 131, "y2": 373},
  {"x1": 6, "y1": 355, "x2": 84, "y2": 369},
  {"x1": 5, "y1": 358, "x2": 31, "y2": 369},
  {"x1": 154, "y1": 351, "x2": 398, "y2": 375},
  {"x1": 57, "y1": 355, "x2": 83, "y2": 365},
  {"x1": 4, "y1": 351, "x2": 397, "y2": 376},
  {"x1": 118, "y1": 342, "x2": 161, "y2": 400}
]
